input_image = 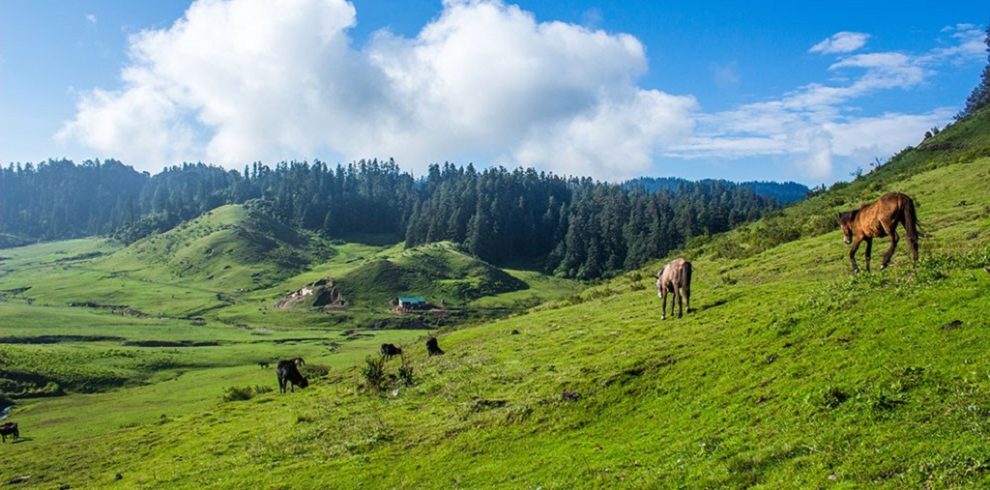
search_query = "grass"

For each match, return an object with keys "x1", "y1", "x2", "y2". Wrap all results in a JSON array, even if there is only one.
[
  {"x1": 0, "y1": 201, "x2": 582, "y2": 474},
  {"x1": 1, "y1": 110, "x2": 989, "y2": 488}
]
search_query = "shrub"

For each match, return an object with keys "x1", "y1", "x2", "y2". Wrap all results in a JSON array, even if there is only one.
[
  {"x1": 222, "y1": 386, "x2": 255, "y2": 402},
  {"x1": 300, "y1": 364, "x2": 330, "y2": 379},
  {"x1": 222, "y1": 385, "x2": 273, "y2": 402},
  {"x1": 397, "y1": 363, "x2": 415, "y2": 387},
  {"x1": 361, "y1": 356, "x2": 387, "y2": 393}
]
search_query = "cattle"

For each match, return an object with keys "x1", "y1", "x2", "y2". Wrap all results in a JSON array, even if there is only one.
[
  {"x1": 276, "y1": 358, "x2": 308, "y2": 393},
  {"x1": 380, "y1": 343, "x2": 403, "y2": 360},
  {"x1": 258, "y1": 361, "x2": 270, "y2": 369},
  {"x1": 426, "y1": 337, "x2": 444, "y2": 356},
  {"x1": 0, "y1": 422, "x2": 19, "y2": 442}
]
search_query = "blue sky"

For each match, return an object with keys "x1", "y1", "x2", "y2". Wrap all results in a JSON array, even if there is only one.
[{"x1": 0, "y1": 0, "x2": 986, "y2": 184}]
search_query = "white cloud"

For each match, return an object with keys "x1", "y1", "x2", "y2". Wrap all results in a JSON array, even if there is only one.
[
  {"x1": 86, "y1": 14, "x2": 98, "y2": 24},
  {"x1": 809, "y1": 31, "x2": 870, "y2": 54},
  {"x1": 669, "y1": 27, "x2": 977, "y2": 178},
  {"x1": 57, "y1": 0, "x2": 984, "y2": 182},
  {"x1": 58, "y1": 0, "x2": 694, "y2": 180},
  {"x1": 925, "y1": 24, "x2": 986, "y2": 63}
]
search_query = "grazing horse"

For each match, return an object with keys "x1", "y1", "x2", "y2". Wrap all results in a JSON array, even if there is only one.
[
  {"x1": 0, "y1": 422, "x2": 19, "y2": 442},
  {"x1": 380, "y1": 343, "x2": 403, "y2": 360},
  {"x1": 276, "y1": 358, "x2": 308, "y2": 393},
  {"x1": 837, "y1": 192, "x2": 919, "y2": 272},
  {"x1": 656, "y1": 258, "x2": 692, "y2": 320},
  {"x1": 426, "y1": 337, "x2": 444, "y2": 356}
]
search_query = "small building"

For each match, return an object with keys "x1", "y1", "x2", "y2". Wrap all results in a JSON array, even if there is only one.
[{"x1": 397, "y1": 296, "x2": 428, "y2": 310}]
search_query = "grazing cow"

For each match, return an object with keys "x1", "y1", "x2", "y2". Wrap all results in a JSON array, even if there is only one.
[
  {"x1": 380, "y1": 343, "x2": 402, "y2": 360},
  {"x1": 0, "y1": 422, "x2": 19, "y2": 442},
  {"x1": 258, "y1": 361, "x2": 270, "y2": 369},
  {"x1": 656, "y1": 258, "x2": 692, "y2": 320},
  {"x1": 426, "y1": 337, "x2": 444, "y2": 356},
  {"x1": 276, "y1": 358, "x2": 308, "y2": 393}
]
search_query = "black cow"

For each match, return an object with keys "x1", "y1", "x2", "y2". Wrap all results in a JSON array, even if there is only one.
[
  {"x1": 426, "y1": 337, "x2": 444, "y2": 356},
  {"x1": 258, "y1": 361, "x2": 270, "y2": 369},
  {"x1": 380, "y1": 343, "x2": 402, "y2": 360},
  {"x1": 0, "y1": 422, "x2": 19, "y2": 442},
  {"x1": 276, "y1": 358, "x2": 308, "y2": 393}
]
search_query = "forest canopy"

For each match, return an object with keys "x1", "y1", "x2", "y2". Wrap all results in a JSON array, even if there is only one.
[{"x1": 0, "y1": 159, "x2": 804, "y2": 279}]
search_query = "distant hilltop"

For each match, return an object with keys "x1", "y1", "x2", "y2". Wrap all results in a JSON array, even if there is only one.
[{"x1": 625, "y1": 177, "x2": 810, "y2": 205}]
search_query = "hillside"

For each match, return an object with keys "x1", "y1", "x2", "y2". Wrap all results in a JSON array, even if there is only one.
[
  {"x1": 106, "y1": 202, "x2": 333, "y2": 292},
  {"x1": 334, "y1": 242, "x2": 526, "y2": 306},
  {"x1": 0, "y1": 209, "x2": 582, "y2": 439},
  {"x1": 0, "y1": 203, "x2": 332, "y2": 318},
  {"x1": 2, "y1": 114, "x2": 988, "y2": 487}
]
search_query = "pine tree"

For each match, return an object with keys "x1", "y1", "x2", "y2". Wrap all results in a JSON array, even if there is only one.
[{"x1": 961, "y1": 24, "x2": 990, "y2": 118}]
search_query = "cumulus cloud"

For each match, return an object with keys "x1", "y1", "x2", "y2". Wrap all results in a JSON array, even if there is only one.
[
  {"x1": 58, "y1": 0, "x2": 695, "y2": 179},
  {"x1": 57, "y1": 1, "x2": 984, "y2": 182},
  {"x1": 809, "y1": 31, "x2": 870, "y2": 54}
]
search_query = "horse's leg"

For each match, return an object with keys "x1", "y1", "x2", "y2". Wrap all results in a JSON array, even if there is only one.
[
  {"x1": 660, "y1": 287, "x2": 674, "y2": 320},
  {"x1": 864, "y1": 237, "x2": 873, "y2": 272},
  {"x1": 848, "y1": 236, "x2": 863, "y2": 272},
  {"x1": 881, "y1": 225, "x2": 899, "y2": 269},
  {"x1": 683, "y1": 281, "x2": 690, "y2": 314},
  {"x1": 676, "y1": 285, "x2": 683, "y2": 318}
]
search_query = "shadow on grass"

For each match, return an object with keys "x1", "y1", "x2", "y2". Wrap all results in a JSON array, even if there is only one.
[{"x1": 695, "y1": 293, "x2": 741, "y2": 312}]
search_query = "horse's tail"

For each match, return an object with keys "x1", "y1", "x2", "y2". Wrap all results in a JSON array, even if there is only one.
[
  {"x1": 904, "y1": 196, "x2": 920, "y2": 262},
  {"x1": 683, "y1": 261, "x2": 693, "y2": 293}
]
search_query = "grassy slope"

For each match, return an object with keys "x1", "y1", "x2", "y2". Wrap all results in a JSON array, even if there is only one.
[
  {"x1": 0, "y1": 206, "x2": 581, "y2": 465},
  {"x1": 2, "y1": 113, "x2": 987, "y2": 488},
  {"x1": 334, "y1": 241, "x2": 527, "y2": 306}
]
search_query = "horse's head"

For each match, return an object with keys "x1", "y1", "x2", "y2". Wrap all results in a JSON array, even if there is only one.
[{"x1": 837, "y1": 211, "x2": 855, "y2": 245}]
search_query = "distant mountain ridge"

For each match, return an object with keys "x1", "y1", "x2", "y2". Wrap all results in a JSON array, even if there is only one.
[{"x1": 625, "y1": 177, "x2": 809, "y2": 205}]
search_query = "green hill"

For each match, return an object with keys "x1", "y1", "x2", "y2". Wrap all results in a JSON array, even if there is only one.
[
  {"x1": 335, "y1": 241, "x2": 527, "y2": 306},
  {"x1": 2, "y1": 111, "x2": 990, "y2": 488},
  {"x1": 105, "y1": 202, "x2": 333, "y2": 292},
  {"x1": 0, "y1": 203, "x2": 333, "y2": 318}
]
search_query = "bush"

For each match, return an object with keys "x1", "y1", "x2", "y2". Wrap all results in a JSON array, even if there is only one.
[
  {"x1": 361, "y1": 356, "x2": 387, "y2": 393},
  {"x1": 222, "y1": 386, "x2": 254, "y2": 402},
  {"x1": 222, "y1": 385, "x2": 273, "y2": 402},
  {"x1": 300, "y1": 364, "x2": 330, "y2": 379},
  {"x1": 397, "y1": 363, "x2": 415, "y2": 387}
]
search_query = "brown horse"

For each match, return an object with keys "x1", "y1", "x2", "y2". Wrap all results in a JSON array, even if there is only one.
[
  {"x1": 656, "y1": 258, "x2": 692, "y2": 320},
  {"x1": 837, "y1": 192, "x2": 919, "y2": 272}
]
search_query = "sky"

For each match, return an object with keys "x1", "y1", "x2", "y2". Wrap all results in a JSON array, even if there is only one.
[{"x1": 0, "y1": 0, "x2": 986, "y2": 185}]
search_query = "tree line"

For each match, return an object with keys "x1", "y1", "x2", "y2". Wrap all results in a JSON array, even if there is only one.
[{"x1": 0, "y1": 158, "x2": 796, "y2": 279}]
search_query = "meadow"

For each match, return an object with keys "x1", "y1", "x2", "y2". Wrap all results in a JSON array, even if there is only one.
[
  {"x1": 0, "y1": 111, "x2": 989, "y2": 488},
  {"x1": 0, "y1": 215, "x2": 581, "y2": 454}
]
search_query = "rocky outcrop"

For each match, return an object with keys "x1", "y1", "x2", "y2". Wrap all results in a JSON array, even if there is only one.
[{"x1": 274, "y1": 278, "x2": 346, "y2": 310}]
